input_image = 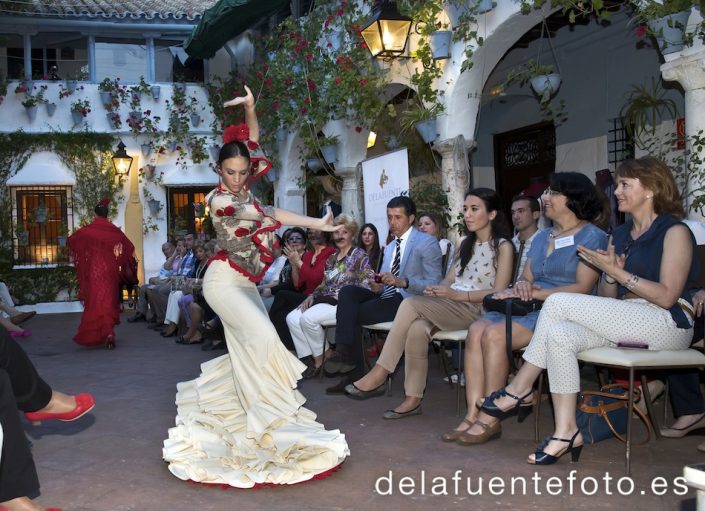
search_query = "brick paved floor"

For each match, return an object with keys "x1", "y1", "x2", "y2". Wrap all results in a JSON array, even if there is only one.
[{"x1": 16, "y1": 312, "x2": 704, "y2": 510}]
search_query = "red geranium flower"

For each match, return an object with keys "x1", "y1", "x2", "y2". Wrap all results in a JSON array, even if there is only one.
[
  {"x1": 355, "y1": 126, "x2": 362, "y2": 133},
  {"x1": 635, "y1": 25, "x2": 648, "y2": 37}
]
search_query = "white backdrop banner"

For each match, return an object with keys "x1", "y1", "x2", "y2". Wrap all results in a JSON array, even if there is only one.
[{"x1": 361, "y1": 148, "x2": 409, "y2": 242}]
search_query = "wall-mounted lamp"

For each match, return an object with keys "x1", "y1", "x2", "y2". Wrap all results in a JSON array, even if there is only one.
[
  {"x1": 367, "y1": 131, "x2": 377, "y2": 148},
  {"x1": 361, "y1": 1, "x2": 412, "y2": 59},
  {"x1": 111, "y1": 140, "x2": 133, "y2": 184}
]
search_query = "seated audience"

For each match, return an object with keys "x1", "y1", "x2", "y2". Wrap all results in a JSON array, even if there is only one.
[
  {"x1": 128, "y1": 240, "x2": 179, "y2": 323},
  {"x1": 324, "y1": 196, "x2": 442, "y2": 394},
  {"x1": 475, "y1": 158, "x2": 696, "y2": 466},
  {"x1": 346, "y1": 189, "x2": 513, "y2": 421},
  {"x1": 162, "y1": 240, "x2": 208, "y2": 338},
  {"x1": 287, "y1": 214, "x2": 373, "y2": 378},
  {"x1": 445, "y1": 172, "x2": 607, "y2": 445},
  {"x1": 269, "y1": 228, "x2": 334, "y2": 351},
  {"x1": 510, "y1": 194, "x2": 540, "y2": 281}
]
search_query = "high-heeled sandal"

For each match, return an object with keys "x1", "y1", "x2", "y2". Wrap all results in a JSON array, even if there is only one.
[
  {"x1": 441, "y1": 418, "x2": 474, "y2": 442},
  {"x1": 479, "y1": 387, "x2": 534, "y2": 422},
  {"x1": 105, "y1": 334, "x2": 116, "y2": 349},
  {"x1": 24, "y1": 393, "x2": 96, "y2": 425},
  {"x1": 529, "y1": 430, "x2": 583, "y2": 465}
]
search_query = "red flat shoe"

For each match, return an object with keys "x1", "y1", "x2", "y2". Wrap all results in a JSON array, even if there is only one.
[{"x1": 24, "y1": 393, "x2": 95, "y2": 425}]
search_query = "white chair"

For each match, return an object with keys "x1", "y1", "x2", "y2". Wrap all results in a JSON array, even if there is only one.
[
  {"x1": 575, "y1": 346, "x2": 705, "y2": 474},
  {"x1": 431, "y1": 330, "x2": 467, "y2": 416}
]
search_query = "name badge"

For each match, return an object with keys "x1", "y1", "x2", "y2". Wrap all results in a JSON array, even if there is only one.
[{"x1": 554, "y1": 235, "x2": 575, "y2": 249}]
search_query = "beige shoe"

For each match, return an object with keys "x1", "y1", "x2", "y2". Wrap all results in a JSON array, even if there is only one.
[{"x1": 635, "y1": 379, "x2": 665, "y2": 416}]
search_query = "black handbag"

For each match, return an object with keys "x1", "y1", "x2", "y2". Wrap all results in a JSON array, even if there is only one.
[{"x1": 482, "y1": 294, "x2": 543, "y2": 316}]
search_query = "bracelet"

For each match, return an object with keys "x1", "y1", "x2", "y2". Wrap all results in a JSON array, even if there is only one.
[
  {"x1": 623, "y1": 273, "x2": 640, "y2": 290},
  {"x1": 602, "y1": 273, "x2": 617, "y2": 285}
]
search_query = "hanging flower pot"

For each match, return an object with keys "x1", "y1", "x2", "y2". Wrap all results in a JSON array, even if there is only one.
[
  {"x1": 151, "y1": 85, "x2": 161, "y2": 101},
  {"x1": 131, "y1": 91, "x2": 141, "y2": 104},
  {"x1": 16, "y1": 231, "x2": 29, "y2": 247},
  {"x1": 647, "y1": 10, "x2": 691, "y2": 55},
  {"x1": 174, "y1": 83, "x2": 186, "y2": 93},
  {"x1": 147, "y1": 199, "x2": 161, "y2": 216},
  {"x1": 71, "y1": 109, "x2": 83, "y2": 126},
  {"x1": 477, "y1": 0, "x2": 496, "y2": 14},
  {"x1": 320, "y1": 144, "x2": 338, "y2": 164},
  {"x1": 190, "y1": 113, "x2": 201, "y2": 127},
  {"x1": 430, "y1": 31, "x2": 452, "y2": 60},
  {"x1": 25, "y1": 105, "x2": 38, "y2": 122},
  {"x1": 34, "y1": 205, "x2": 48, "y2": 223},
  {"x1": 208, "y1": 145, "x2": 220, "y2": 161},
  {"x1": 129, "y1": 111, "x2": 142, "y2": 123},
  {"x1": 141, "y1": 143, "x2": 152, "y2": 157},
  {"x1": 415, "y1": 118, "x2": 438, "y2": 144},
  {"x1": 167, "y1": 140, "x2": 178, "y2": 152},
  {"x1": 99, "y1": 91, "x2": 112, "y2": 106},
  {"x1": 45, "y1": 102, "x2": 57, "y2": 117},
  {"x1": 57, "y1": 235, "x2": 67, "y2": 247},
  {"x1": 530, "y1": 73, "x2": 562, "y2": 97},
  {"x1": 66, "y1": 80, "x2": 77, "y2": 93},
  {"x1": 276, "y1": 128, "x2": 287, "y2": 143},
  {"x1": 307, "y1": 158, "x2": 325, "y2": 173}
]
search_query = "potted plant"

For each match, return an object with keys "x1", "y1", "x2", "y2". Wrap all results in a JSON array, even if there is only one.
[
  {"x1": 70, "y1": 98, "x2": 91, "y2": 125},
  {"x1": 621, "y1": 77, "x2": 679, "y2": 148},
  {"x1": 21, "y1": 89, "x2": 46, "y2": 121},
  {"x1": 56, "y1": 222, "x2": 69, "y2": 247},
  {"x1": 632, "y1": 0, "x2": 695, "y2": 54},
  {"x1": 400, "y1": 102, "x2": 443, "y2": 144},
  {"x1": 318, "y1": 135, "x2": 340, "y2": 164},
  {"x1": 504, "y1": 59, "x2": 566, "y2": 122},
  {"x1": 151, "y1": 84, "x2": 161, "y2": 101}
]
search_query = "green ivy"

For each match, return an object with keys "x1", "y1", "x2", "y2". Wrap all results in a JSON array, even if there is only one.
[{"x1": 0, "y1": 265, "x2": 78, "y2": 304}]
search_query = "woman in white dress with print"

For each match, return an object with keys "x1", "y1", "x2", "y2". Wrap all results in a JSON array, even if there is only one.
[{"x1": 162, "y1": 87, "x2": 349, "y2": 488}]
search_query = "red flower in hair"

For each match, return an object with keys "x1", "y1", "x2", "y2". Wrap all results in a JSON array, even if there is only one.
[
  {"x1": 99, "y1": 198, "x2": 110, "y2": 207},
  {"x1": 223, "y1": 124, "x2": 250, "y2": 144},
  {"x1": 235, "y1": 228, "x2": 249, "y2": 237},
  {"x1": 223, "y1": 206, "x2": 236, "y2": 216},
  {"x1": 247, "y1": 141, "x2": 258, "y2": 151}
]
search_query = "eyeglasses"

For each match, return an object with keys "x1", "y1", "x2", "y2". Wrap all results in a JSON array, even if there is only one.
[{"x1": 543, "y1": 188, "x2": 563, "y2": 197}]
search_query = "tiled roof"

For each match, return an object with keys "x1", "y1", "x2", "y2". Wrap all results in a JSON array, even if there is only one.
[{"x1": 0, "y1": 0, "x2": 220, "y2": 22}]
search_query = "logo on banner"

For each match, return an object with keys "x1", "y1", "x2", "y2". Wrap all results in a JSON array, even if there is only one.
[{"x1": 379, "y1": 168, "x2": 389, "y2": 188}]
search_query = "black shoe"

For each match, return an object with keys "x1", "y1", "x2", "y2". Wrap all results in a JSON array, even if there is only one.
[
  {"x1": 326, "y1": 376, "x2": 356, "y2": 395},
  {"x1": 127, "y1": 313, "x2": 146, "y2": 323},
  {"x1": 147, "y1": 322, "x2": 163, "y2": 330},
  {"x1": 344, "y1": 382, "x2": 386, "y2": 400},
  {"x1": 161, "y1": 328, "x2": 177, "y2": 338},
  {"x1": 202, "y1": 339, "x2": 226, "y2": 351},
  {"x1": 323, "y1": 352, "x2": 357, "y2": 376},
  {"x1": 302, "y1": 365, "x2": 322, "y2": 379}
]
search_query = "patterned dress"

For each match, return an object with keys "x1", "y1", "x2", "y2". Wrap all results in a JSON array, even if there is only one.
[{"x1": 162, "y1": 184, "x2": 349, "y2": 488}]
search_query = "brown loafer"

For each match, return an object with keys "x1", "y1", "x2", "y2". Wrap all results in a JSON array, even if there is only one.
[
  {"x1": 10, "y1": 311, "x2": 36, "y2": 325},
  {"x1": 441, "y1": 418, "x2": 474, "y2": 443},
  {"x1": 456, "y1": 419, "x2": 501, "y2": 445}
]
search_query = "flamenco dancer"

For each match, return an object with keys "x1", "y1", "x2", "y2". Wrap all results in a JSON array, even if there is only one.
[
  {"x1": 67, "y1": 199, "x2": 135, "y2": 349},
  {"x1": 162, "y1": 86, "x2": 349, "y2": 488}
]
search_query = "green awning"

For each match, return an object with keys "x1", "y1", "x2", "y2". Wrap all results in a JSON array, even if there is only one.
[{"x1": 185, "y1": 0, "x2": 288, "y2": 59}]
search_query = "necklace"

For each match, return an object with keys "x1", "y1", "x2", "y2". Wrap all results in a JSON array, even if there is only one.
[{"x1": 549, "y1": 221, "x2": 584, "y2": 239}]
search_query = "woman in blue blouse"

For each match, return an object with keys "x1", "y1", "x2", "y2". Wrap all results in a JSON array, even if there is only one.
[
  {"x1": 287, "y1": 214, "x2": 374, "y2": 378},
  {"x1": 446, "y1": 172, "x2": 607, "y2": 445},
  {"x1": 477, "y1": 158, "x2": 696, "y2": 466}
]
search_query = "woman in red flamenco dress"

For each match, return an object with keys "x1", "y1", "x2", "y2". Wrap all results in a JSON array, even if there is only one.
[{"x1": 67, "y1": 199, "x2": 135, "y2": 349}]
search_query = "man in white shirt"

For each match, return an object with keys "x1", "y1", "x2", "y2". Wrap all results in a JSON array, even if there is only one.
[{"x1": 510, "y1": 194, "x2": 540, "y2": 281}]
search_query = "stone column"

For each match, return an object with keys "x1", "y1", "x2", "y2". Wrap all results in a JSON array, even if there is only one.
[
  {"x1": 273, "y1": 132, "x2": 306, "y2": 216},
  {"x1": 661, "y1": 50, "x2": 705, "y2": 220},
  {"x1": 336, "y1": 166, "x2": 363, "y2": 222},
  {"x1": 123, "y1": 158, "x2": 145, "y2": 283},
  {"x1": 434, "y1": 136, "x2": 472, "y2": 245}
]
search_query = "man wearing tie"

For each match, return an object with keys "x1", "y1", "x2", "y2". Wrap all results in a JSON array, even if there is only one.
[
  {"x1": 510, "y1": 194, "x2": 540, "y2": 282},
  {"x1": 325, "y1": 196, "x2": 442, "y2": 394}
]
